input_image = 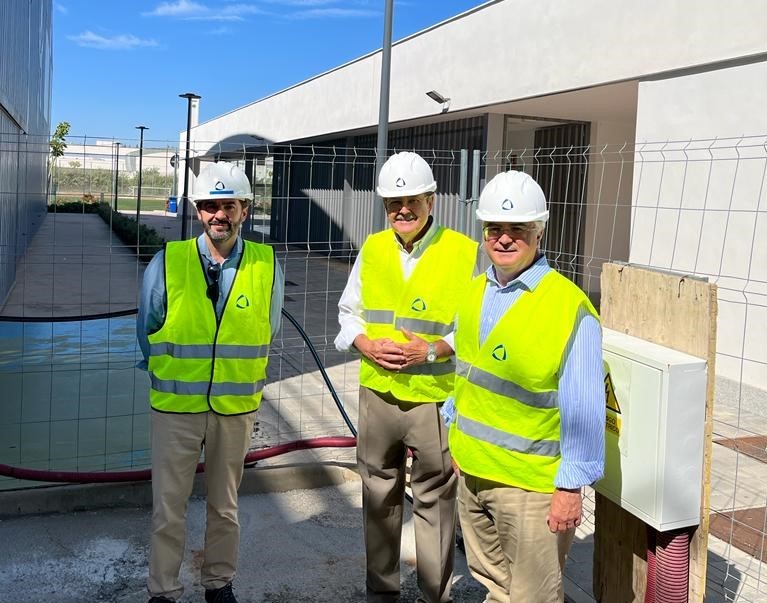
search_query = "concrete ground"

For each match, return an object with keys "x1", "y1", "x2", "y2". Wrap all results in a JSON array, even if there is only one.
[{"x1": 0, "y1": 465, "x2": 495, "y2": 603}]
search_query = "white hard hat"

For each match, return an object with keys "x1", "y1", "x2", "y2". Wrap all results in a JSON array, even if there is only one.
[
  {"x1": 376, "y1": 151, "x2": 437, "y2": 198},
  {"x1": 476, "y1": 170, "x2": 549, "y2": 223},
  {"x1": 191, "y1": 162, "x2": 253, "y2": 203}
]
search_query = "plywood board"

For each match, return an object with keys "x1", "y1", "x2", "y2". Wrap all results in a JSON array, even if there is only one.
[{"x1": 593, "y1": 263, "x2": 717, "y2": 603}]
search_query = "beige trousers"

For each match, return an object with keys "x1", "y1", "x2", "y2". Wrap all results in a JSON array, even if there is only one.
[
  {"x1": 147, "y1": 409, "x2": 256, "y2": 600},
  {"x1": 458, "y1": 473, "x2": 575, "y2": 603},
  {"x1": 357, "y1": 386, "x2": 457, "y2": 603}
]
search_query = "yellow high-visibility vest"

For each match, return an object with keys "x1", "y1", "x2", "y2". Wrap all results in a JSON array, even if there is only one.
[
  {"x1": 359, "y1": 226, "x2": 477, "y2": 402},
  {"x1": 449, "y1": 270, "x2": 599, "y2": 492},
  {"x1": 148, "y1": 239, "x2": 274, "y2": 415}
]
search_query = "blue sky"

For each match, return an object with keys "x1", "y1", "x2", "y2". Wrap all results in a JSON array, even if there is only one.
[{"x1": 52, "y1": 0, "x2": 487, "y2": 144}]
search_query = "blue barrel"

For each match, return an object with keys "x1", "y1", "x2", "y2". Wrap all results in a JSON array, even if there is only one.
[{"x1": 168, "y1": 196, "x2": 177, "y2": 212}]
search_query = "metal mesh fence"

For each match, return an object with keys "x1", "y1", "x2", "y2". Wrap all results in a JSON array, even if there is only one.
[{"x1": 0, "y1": 135, "x2": 766, "y2": 601}]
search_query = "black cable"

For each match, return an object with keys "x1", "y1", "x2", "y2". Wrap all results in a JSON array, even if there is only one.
[
  {"x1": 280, "y1": 307, "x2": 357, "y2": 438},
  {"x1": 0, "y1": 308, "x2": 137, "y2": 322}
]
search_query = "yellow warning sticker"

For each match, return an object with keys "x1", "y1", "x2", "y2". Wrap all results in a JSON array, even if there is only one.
[
  {"x1": 604, "y1": 371, "x2": 622, "y2": 437},
  {"x1": 605, "y1": 372, "x2": 621, "y2": 414}
]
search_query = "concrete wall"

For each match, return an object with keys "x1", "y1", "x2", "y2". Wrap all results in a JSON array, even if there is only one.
[
  {"x1": 631, "y1": 59, "x2": 767, "y2": 388},
  {"x1": 190, "y1": 0, "x2": 767, "y2": 148}
]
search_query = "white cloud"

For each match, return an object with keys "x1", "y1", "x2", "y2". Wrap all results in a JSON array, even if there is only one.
[
  {"x1": 263, "y1": 0, "x2": 340, "y2": 5},
  {"x1": 68, "y1": 31, "x2": 159, "y2": 50},
  {"x1": 143, "y1": 0, "x2": 264, "y2": 21},
  {"x1": 144, "y1": 0, "x2": 207, "y2": 18},
  {"x1": 54, "y1": 2, "x2": 68, "y2": 15},
  {"x1": 291, "y1": 7, "x2": 379, "y2": 18}
]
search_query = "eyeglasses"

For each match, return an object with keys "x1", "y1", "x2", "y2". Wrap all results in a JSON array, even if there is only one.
[
  {"x1": 483, "y1": 223, "x2": 537, "y2": 241},
  {"x1": 206, "y1": 262, "x2": 221, "y2": 303},
  {"x1": 383, "y1": 195, "x2": 431, "y2": 213}
]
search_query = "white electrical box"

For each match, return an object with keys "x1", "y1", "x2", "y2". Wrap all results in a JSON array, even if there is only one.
[{"x1": 595, "y1": 328, "x2": 707, "y2": 531}]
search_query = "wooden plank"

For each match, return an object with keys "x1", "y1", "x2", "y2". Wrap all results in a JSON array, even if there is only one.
[{"x1": 593, "y1": 263, "x2": 717, "y2": 602}]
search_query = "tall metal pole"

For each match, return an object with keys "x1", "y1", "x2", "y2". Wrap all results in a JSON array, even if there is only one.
[
  {"x1": 373, "y1": 0, "x2": 393, "y2": 232},
  {"x1": 113, "y1": 142, "x2": 121, "y2": 211},
  {"x1": 135, "y1": 125, "x2": 148, "y2": 222},
  {"x1": 179, "y1": 92, "x2": 200, "y2": 240},
  {"x1": 135, "y1": 125, "x2": 148, "y2": 257}
]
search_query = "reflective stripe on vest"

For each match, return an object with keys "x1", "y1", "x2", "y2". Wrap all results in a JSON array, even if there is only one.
[
  {"x1": 358, "y1": 226, "x2": 477, "y2": 402},
  {"x1": 399, "y1": 359, "x2": 456, "y2": 376},
  {"x1": 449, "y1": 270, "x2": 598, "y2": 493},
  {"x1": 455, "y1": 359, "x2": 558, "y2": 409},
  {"x1": 363, "y1": 312, "x2": 453, "y2": 336},
  {"x1": 149, "y1": 342, "x2": 270, "y2": 360},
  {"x1": 457, "y1": 414, "x2": 560, "y2": 457},
  {"x1": 151, "y1": 374, "x2": 266, "y2": 397},
  {"x1": 364, "y1": 310, "x2": 394, "y2": 324},
  {"x1": 147, "y1": 239, "x2": 274, "y2": 415}
]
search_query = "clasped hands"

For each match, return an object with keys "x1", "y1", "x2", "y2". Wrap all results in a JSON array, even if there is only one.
[{"x1": 354, "y1": 329, "x2": 431, "y2": 371}]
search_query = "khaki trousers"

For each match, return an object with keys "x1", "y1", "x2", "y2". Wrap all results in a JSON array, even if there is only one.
[
  {"x1": 458, "y1": 473, "x2": 575, "y2": 603},
  {"x1": 147, "y1": 409, "x2": 256, "y2": 600},
  {"x1": 357, "y1": 386, "x2": 457, "y2": 603}
]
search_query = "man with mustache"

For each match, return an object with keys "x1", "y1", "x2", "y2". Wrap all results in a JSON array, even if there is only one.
[
  {"x1": 446, "y1": 170, "x2": 604, "y2": 603},
  {"x1": 335, "y1": 151, "x2": 477, "y2": 603},
  {"x1": 137, "y1": 161, "x2": 284, "y2": 603}
]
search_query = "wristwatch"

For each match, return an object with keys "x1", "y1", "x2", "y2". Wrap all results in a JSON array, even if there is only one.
[{"x1": 426, "y1": 342, "x2": 437, "y2": 363}]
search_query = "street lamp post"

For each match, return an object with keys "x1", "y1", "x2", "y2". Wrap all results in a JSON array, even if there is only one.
[
  {"x1": 179, "y1": 92, "x2": 201, "y2": 240},
  {"x1": 135, "y1": 125, "x2": 148, "y2": 222},
  {"x1": 373, "y1": 0, "x2": 394, "y2": 232},
  {"x1": 113, "y1": 141, "x2": 121, "y2": 211},
  {"x1": 135, "y1": 125, "x2": 148, "y2": 257}
]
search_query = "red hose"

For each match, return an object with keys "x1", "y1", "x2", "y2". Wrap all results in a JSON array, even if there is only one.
[
  {"x1": 655, "y1": 528, "x2": 690, "y2": 603},
  {"x1": 0, "y1": 436, "x2": 357, "y2": 484},
  {"x1": 645, "y1": 527, "x2": 657, "y2": 603}
]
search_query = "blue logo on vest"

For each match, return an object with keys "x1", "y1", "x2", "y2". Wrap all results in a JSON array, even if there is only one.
[
  {"x1": 236, "y1": 295, "x2": 250, "y2": 309},
  {"x1": 491, "y1": 344, "x2": 507, "y2": 361},
  {"x1": 501, "y1": 198, "x2": 514, "y2": 211},
  {"x1": 410, "y1": 298, "x2": 426, "y2": 312}
]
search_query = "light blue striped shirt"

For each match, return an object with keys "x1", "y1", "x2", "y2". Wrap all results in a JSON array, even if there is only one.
[{"x1": 449, "y1": 255, "x2": 604, "y2": 489}]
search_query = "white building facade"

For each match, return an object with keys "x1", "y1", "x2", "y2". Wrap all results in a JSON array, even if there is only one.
[{"x1": 186, "y1": 0, "x2": 767, "y2": 389}]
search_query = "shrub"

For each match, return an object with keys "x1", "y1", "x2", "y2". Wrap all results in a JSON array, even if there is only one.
[
  {"x1": 47, "y1": 200, "x2": 100, "y2": 214},
  {"x1": 95, "y1": 202, "x2": 165, "y2": 262}
]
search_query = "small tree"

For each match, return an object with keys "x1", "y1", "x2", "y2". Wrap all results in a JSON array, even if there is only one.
[{"x1": 48, "y1": 121, "x2": 71, "y2": 203}]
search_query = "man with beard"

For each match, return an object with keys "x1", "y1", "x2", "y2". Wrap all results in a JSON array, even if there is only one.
[
  {"x1": 335, "y1": 151, "x2": 477, "y2": 603},
  {"x1": 137, "y1": 161, "x2": 283, "y2": 603}
]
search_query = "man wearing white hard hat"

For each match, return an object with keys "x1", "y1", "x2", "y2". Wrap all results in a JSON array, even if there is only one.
[
  {"x1": 335, "y1": 151, "x2": 477, "y2": 602},
  {"x1": 445, "y1": 170, "x2": 604, "y2": 603},
  {"x1": 137, "y1": 162, "x2": 284, "y2": 603}
]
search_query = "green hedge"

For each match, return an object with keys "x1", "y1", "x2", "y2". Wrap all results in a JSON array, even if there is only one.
[
  {"x1": 47, "y1": 199, "x2": 100, "y2": 213},
  {"x1": 95, "y1": 202, "x2": 164, "y2": 262},
  {"x1": 48, "y1": 198, "x2": 165, "y2": 261}
]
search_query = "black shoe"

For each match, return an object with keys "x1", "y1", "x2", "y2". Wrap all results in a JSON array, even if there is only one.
[
  {"x1": 205, "y1": 582, "x2": 238, "y2": 603},
  {"x1": 148, "y1": 597, "x2": 175, "y2": 603}
]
